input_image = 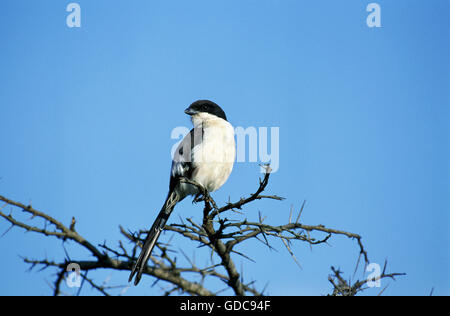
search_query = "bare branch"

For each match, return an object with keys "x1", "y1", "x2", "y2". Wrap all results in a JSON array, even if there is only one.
[{"x1": 1, "y1": 167, "x2": 404, "y2": 296}]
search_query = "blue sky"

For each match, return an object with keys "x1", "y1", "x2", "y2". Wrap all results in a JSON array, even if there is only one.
[{"x1": 0, "y1": 0, "x2": 449, "y2": 296}]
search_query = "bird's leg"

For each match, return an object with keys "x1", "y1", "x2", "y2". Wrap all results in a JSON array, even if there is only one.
[
  {"x1": 193, "y1": 192, "x2": 205, "y2": 203},
  {"x1": 179, "y1": 177, "x2": 208, "y2": 203},
  {"x1": 193, "y1": 184, "x2": 208, "y2": 204}
]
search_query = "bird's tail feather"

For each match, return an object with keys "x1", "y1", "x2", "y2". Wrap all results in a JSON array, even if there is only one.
[{"x1": 128, "y1": 191, "x2": 179, "y2": 285}]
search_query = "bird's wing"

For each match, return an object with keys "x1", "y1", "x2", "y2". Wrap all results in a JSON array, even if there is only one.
[
  {"x1": 129, "y1": 127, "x2": 204, "y2": 285},
  {"x1": 170, "y1": 127, "x2": 203, "y2": 191}
]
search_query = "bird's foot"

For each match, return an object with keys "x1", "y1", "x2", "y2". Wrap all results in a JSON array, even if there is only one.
[
  {"x1": 193, "y1": 185, "x2": 208, "y2": 204},
  {"x1": 192, "y1": 192, "x2": 205, "y2": 204}
]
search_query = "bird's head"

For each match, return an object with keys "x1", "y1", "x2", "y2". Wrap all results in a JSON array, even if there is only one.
[{"x1": 184, "y1": 100, "x2": 227, "y2": 122}]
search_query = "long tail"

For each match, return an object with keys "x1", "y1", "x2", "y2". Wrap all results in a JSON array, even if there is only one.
[{"x1": 128, "y1": 191, "x2": 179, "y2": 285}]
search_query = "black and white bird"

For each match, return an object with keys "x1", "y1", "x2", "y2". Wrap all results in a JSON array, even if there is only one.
[{"x1": 129, "y1": 100, "x2": 236, "y2": 285}]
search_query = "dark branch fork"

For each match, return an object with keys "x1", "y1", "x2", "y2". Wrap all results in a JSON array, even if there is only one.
[
  {"x1": 0, "y1": 165, "x2": 403, "y2": 296},
  {"x1": 328, "y1": 260, "x2": 406, "y2": 296}
]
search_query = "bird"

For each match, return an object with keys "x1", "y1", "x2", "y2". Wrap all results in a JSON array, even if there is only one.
[{"x1": 128, "y1": 100, "x2": 236, "y2": 285}]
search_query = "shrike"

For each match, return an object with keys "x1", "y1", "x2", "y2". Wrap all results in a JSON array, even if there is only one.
[{"x1": 129, "y1": 100, "x2": 236, "y2": 285}]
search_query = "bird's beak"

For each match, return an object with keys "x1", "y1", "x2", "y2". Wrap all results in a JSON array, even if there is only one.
[{"x1": 184, "y1": 107, "x2": 198, "y2": 116}]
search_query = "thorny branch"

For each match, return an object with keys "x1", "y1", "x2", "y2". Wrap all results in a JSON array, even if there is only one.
[
  {"x1": 328, "y1": 261, "x2": 406, "y2": 296},
  {"x1": 0, "y1": 165, "x2": 403, "y2": 296}
]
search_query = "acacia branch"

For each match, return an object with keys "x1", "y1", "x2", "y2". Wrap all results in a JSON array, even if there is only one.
[
  {"x1": 328, "y1": 260, "x2": 406, "y2": 296},
  {"x1": 0, "y1": 166, "x2": 403, "y2": 296}
]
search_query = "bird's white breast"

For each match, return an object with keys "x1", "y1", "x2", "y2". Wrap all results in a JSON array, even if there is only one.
[{"x1": 192, "y1": 114, "x2": 235, "y2": 192}]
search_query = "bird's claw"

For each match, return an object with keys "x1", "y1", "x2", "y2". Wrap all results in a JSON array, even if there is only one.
[
  {"x1": 192, "y1": 184, "x2": 210, "y2": 204},
  {"x1": 192, "y1": 192, "x2": 205, "y2": 204}
]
